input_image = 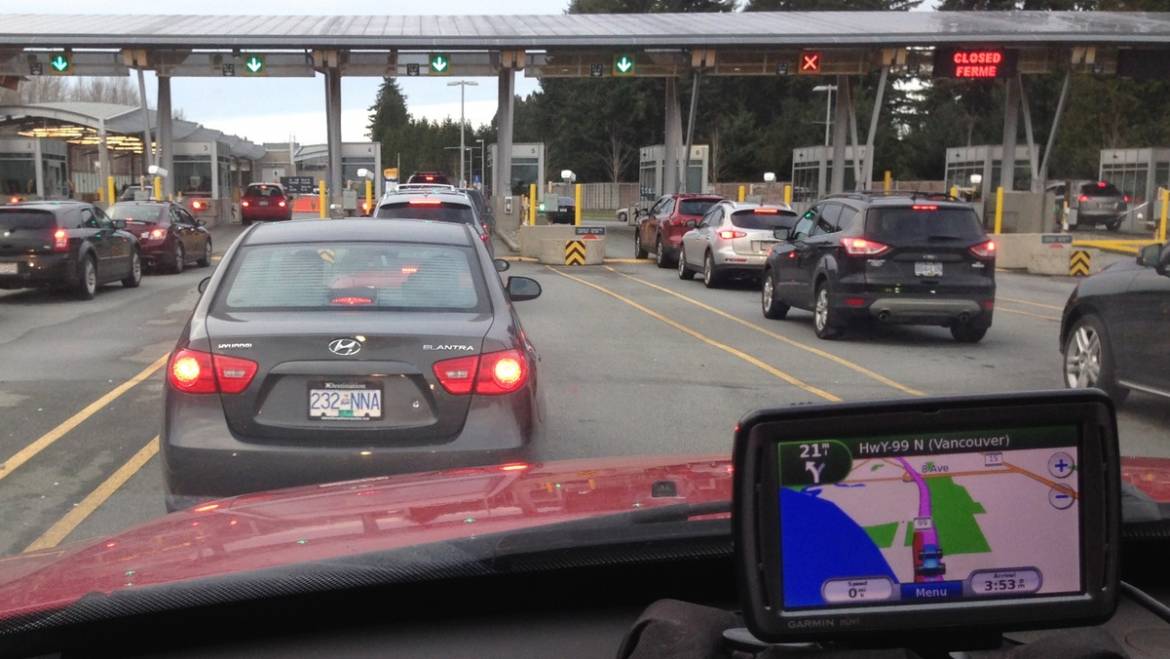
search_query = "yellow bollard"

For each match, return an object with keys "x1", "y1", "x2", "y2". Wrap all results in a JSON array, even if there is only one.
[
  {"x1": 737, "y1": 185, "x2": 745, "y2": 202},
  {"x1": 574, "y1": 183, "x2": 582, "y2": 226},
  {"x1": 1160, "y1": 188, "x2": 1169, "y2": 243},
  {"x1": 365, "y1": 179, "x2": 373, "y2": 216},
  {"x1": 949, "y1": 185, "x2": 959, "y2": 200},
  {"x1": 318, "y1": 180, "x2": 327, "y2": 219},
  {"x1": 106, "y1": 176, "x2": 116, "y2": 207},
  {"x1": 153, "y1": 176, "x2": 162, "y2": 200},
  {"x1": 529, "y1": 183, "x2": 537, "y2": 226},
  {"x1": 784, "y1": 184, "x2": 793, "y2": 205},
  {"x1": 994, "y1": 186, "x2": 1004, "y2": 235},
  {"x1": 883, "y1": 170, "x2": 892, "y2": 192}
]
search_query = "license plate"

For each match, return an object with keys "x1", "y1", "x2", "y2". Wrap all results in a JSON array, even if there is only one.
[
  {"x1": 309, "y1": 384, "x2": 382, "y2": 420},
  {"x1": 258, "y1": 200, "x2": 269, "y2": 207},
  {"x1": 0, "y1": 263, "x2": 17, "y2": 275},
  {"x1": 752, "y1": 240, "x2": 778, "y2": 253},
  {"x1": 914, "y1": 261, "x2": 944, "y2": 277}
]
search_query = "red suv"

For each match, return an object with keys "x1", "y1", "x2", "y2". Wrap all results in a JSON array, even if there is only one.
[
  {"x1": 634, "y1": 194, "x2": 722, "y2": 267},
  {"x1": 240, "y1": 183, "x2": 291, "y2": 225}
]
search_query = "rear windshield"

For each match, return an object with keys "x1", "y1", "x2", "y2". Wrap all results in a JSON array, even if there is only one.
[
  {"x1": 730, "y1": 209, "x2": 798, "y2": 230},
  {"x1": 244, "y1": 185, "x2": 284, "y2": 198},
  {"x1": 0, "y1": 209, "x2": 55, "y2": 231},
  {"x1": 865, "y1": 207, "x2": 985, "y2": 243},
  {"x1": 108, "y1": 204, "x2": 165, "y2": 223},
  {"x1": 679, "y1": 199, "x2": 719, "y2": 216},
  {"x1": 1080, "y1": 182, "x2": 1122, "y2": 196},
  {"x1": 375, "y1": 202, "x2": 475, "y2": 224},
  {"x1": 217, "y1": 242, "x2": 484, "y2": 312}
]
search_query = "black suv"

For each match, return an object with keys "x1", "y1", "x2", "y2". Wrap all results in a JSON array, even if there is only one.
[
  {"x1": 760, "y1": 192, "x2": 996, "y2": 342},
  {"x1": 0, "y1": 201, "x2": 142, "y2": 299}
]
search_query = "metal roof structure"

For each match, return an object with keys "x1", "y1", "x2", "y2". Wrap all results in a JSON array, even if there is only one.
[{"x1": 2, "y1": 12, "x2": 1170, "y2": 49}]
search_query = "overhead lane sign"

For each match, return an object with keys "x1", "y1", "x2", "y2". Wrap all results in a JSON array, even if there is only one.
[
  {"x1": 613, "y1": 53, "x2": 636, "y2": 76},
  {"x1": 49, "y1": 53, "x2": 71, "y2": 74},
  {"x1": 933, "y1": 48, "x2": 1018, "y2": 79},
  {"x1": 430, "y1": 53, "x2": 450, "y2": 74},
  {"x1": 799, "y1": 51, "x2": 821, "y2": 74}
]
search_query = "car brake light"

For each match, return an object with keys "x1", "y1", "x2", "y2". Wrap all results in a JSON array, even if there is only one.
[
  {"x1": 1123, "y1": 195, "x2": 1131, "y2": 203},
  {"x1": 168, "y1": 348, "x2": 258, "y2": 394},
  {"x1": 331, "y1": 296, "x2": 374, "y2": 306},
  {"x1": 718, "y1": 230, "x2": 747, "y2": 239},
  {"x1": 844, "y1": 297, "x2": 867, "y2": 307},
  {"x1": 499, "y1": 463, "x2": 530, "y2": 472},
  {"x1": 753, "y1": 208, "x2": 779, "y2": 214},
  {"x1": 241, "y1": 200, "x2": 250, "y2": 207},
  {"x1": 480, "y1": 231, "x2": 489, "y2": 242},
  {"x1": 192, "y1": 200, "x2": 205, "y2": 210},
  {"x1": 424, "y1": 176, "x2": 434, "y2": 181},
  {"x1": 149, "y1": 228, "x2": 166, "y2": 240},
  {"x1": 52, "y1": 228, "x2": 69, "y2": 252},
  {"x1": 911, "y1": 204, "x2": 938, "y2": 211},
  {"x1": 432, "y1": 349, "x2": 528, "y2": 396},
  {"x1": 1097, "y1": 181, "x2": 1107, "y2": 188},
  {"x1": 981, "y1": 299, "x2": 995, "y2": 311},
  {"x1": 842, "y1": 238, "x2": 890, "y2": 257},
  {"x1": 409, "y1": 198, "x2": 442, "y2": 206},
  {"x1": 9, "y1": 196, "x2": 19, "y2": 204},
  {"x1": 969, "y1": 239, "x2": 997, "y2": 259},
  {"x1": 277, "y1": 200, "x2": 287, "y2": 208},
  {"x1": 1077, "y1": 194, "x2": 1089, "y2": 203}
]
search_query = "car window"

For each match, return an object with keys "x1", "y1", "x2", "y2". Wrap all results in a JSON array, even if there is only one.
[
  {"x1": 865, "y1": 206, "x2": 985, "y2": 242},
  {"x1": 93, "y1": 206, "x2": 114, "y2": 229},
  {"x1": 837, "y1": 206, "x2": 861, "y2": 232},
  {"x1": 809, "y1": 204, "x2": 840, "y2": 237},
  {"x1": 244, "y1": 185, "x2": 284, "y2": 198},
  {"x1": 730, "y1": 209, "x2": 798, "y2": 230},
  {"x1": 79, "y1": 208, "x2": 99, "y2": 228},
  {"x1": 375, "y1": 201, "x2": 476, "y2": 224},
  {"x1": 0, "y1": 209, "x2": 56, "y2": 231},
  {"x1": 659, "y1": 198, "x2": 675, "y2": 216},
  {"x1": 1081, "y1": 182, "x2": 1122, "y2": 196},
  {"x1": 791, "y1": 209, "x2": 817, "y2": 240},
  {"x1": 217, "y1": 242, "x2": 486, "y2": 312},
  {"x1": 169, "y1": 207, "x2": 188, "y2": 225},
  {"x1": 678, "y1": 199, "x2": 718, "y2": 216},
  {"x1": 700, "y1": 207, "x2": 719, "y2": 228}
]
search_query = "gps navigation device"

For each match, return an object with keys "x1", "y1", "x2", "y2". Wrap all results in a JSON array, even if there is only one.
[{"x1": 733, "y1": 391, "x2": 1120, "y2": 645}]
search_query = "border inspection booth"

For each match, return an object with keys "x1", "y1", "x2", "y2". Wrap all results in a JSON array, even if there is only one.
[{"x1": 1099, "y1": 148, "x2": 1170, "y2": 233}]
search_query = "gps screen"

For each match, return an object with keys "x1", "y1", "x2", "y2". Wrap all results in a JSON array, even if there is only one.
[{"x1": 778, "y1": 425, "x2": 1081, "y2": 609}]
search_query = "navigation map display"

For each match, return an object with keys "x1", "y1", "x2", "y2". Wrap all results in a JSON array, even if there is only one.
[{"x1": 777, "y1": 425, "x2": 1081, "y2": 609}]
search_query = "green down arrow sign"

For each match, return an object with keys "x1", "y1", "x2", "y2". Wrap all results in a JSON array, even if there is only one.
[
  {"x1": 430, "y1": 53, "x2": 450, "y2": 74},
  {"x1": 613, "y1": 54, "x2": 635, "y2": 76},
  {"x1": 49, "y1": 54, "x2": 70, "y2": 73},
  {"x1": 243, "y1": 54, "x2": 265, "y2": 74}
]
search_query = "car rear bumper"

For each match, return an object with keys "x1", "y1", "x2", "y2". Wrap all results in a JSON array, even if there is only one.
[
  {"x1": 0, "y1": 254, "x2": 75, "y2": 288},
  {"x1": 832, "y1": 292, "x2": 993, "y2": 327},
  {"x1": 137, "y1": 240, "x2": 174, "y2": 266},
  {"x1": 162, "y1": 387, "x2": 542, "y2": 506},
  {"x1": 242, "y1": 207, "x2": 292, "y2": 221},
  {"x1": 712, "y1": 246, "x2": 767, "y2": 270}
]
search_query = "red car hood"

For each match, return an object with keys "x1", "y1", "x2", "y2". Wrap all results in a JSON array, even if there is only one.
[
  {"x1": 1, "y1": 454, "x2": 1166, "y2": 622},
  {"x1": 0, "y1": 455, "x2": 732, "y2": 621}
]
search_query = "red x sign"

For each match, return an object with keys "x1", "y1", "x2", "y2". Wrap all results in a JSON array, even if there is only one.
[{"x1": 800, "y1": 51, "x2": 822, "y2": 73}]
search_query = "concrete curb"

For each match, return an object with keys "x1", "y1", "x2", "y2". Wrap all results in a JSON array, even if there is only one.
[{"x1": 498, "y1": 230, "x2": 521, "y2": 253}]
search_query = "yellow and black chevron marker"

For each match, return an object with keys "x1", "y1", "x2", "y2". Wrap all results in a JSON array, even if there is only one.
[
  {"x1": 564, "y1": 240, "x2": 587, "y2": 266},
  {"x1": 1069, "y1": 250, "x2": 1091, "y2": 276}
]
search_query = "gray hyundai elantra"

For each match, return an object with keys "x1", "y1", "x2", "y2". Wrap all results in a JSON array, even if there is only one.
[{"x1": 161, "y1": 219, "x2": 544, "y2": 511}]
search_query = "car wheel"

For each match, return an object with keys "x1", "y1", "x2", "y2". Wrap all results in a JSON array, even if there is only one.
[
  {"x1": 173, "y1": 243, "x2": 185, "y2": 274},
  {"x1": 703, "y1": 252, "x2": 722, "y2": 289},
  {"x1": 813, "y1": 281, "x2": 843, "y2": 340},
  {"x1": 1063, "y1": 314, "x2": 1129, "y2": 404},
  {"x1": 761, "y1": 269, "x2": 789, "y2": 320},
  {"x1": 634, "y1": 230, "x2": 647, "y2": 259},
  {"x1": 1106, "y1": 218, "x2": 1122, "y2": 232},
  {"x1": 74, "y1": 255, "x2": 97, "y2": 300},
  {"x1": 678, "y1": 247, "x2": 694, "y2": 280},
  {"x1": 197, "y1": 240, "x2": 212, "y2": 267},
  {"x1": 122, "y1": 249, "x2": 142, "y2": 288},
  {"x1": 950, "y1": 322, "x2": 987, "y2": 343},
  {"x1": 655, "y1": 237, "x2": 670, "y2": 268}
]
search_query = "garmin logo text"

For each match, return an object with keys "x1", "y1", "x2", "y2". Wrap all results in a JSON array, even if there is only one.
[
  {"x1": 787, "y1": 619, "x2": 835, "y2": 629},
  {"x1": 216, "y1": 343, "x2": 253, "y2": 350},
  {"x1": 423, "y1": 344, "x2": 475, "y2": 351}
]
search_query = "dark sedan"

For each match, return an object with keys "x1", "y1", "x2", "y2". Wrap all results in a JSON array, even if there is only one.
[
  {"x1": 1061, "y1": 242, "x2": 1170, "y2": 403},
  {"x1": 108, "y1": 201, "x2": 212, "y2": 273},
  {"x1": 0, "y1": 201, "x2": 141, "y2": 299},
  {"x1": 162, "y1": 218, "x2": 544, "y2": 510}
]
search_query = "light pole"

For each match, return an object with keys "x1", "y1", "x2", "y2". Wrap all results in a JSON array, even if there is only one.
[
  {"x1": 447, "y1": 80, "x2": 479, "y2": 186},
  {"x1": 476, "y1": 138, "x2": 485, "y2": 189},
  {"x1": 813, "y1": 84, "x2": 837, "y2": 147}
]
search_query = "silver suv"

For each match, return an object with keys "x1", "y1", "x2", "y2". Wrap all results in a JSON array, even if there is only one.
[{"x1": 374, "y1": 188, "x2": 494, "y2": 257}]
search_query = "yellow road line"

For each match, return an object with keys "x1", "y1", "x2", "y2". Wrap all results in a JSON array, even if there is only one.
[
  {"x1": 500, "y1": 256, "x2": 650, "y2": 265},
  {"x1": 24, "y1": 436, "x2": 160, "y2": 553},
  {"x1": 998, "y1": 296, "x2": 1063, "y2": 311},
  {"x1": 0, "y1": 353, "x2": 167, "y2": 482},
  {"x1": 997, "y1": 306, "x2": 1060, "y2": 322},
  {"x1": 547, "y1": 267, "x2": 841, "y2": 402},
  {"x1": 603, "y1": 267, "x2": 926, "y2": 398}
]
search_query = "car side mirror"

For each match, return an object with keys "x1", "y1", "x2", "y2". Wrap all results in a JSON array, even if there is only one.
[
  {"x1": 198, "y1": 276, "x2": 211, "y2": 294},
  {"x1": 493, "y1": 258, "x2": 511, "y2": 273},
  {"x1": 506, "y1": 276, "x2": 541, "y2": 302},
  {"x1": 111, "y1": 219, "x2": 126, "y2": 230},
  {"x1": 773, "y1": 227, "x2": 791, "y2": 241}
]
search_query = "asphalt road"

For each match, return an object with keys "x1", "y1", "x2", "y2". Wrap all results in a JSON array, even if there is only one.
[{"x1": 1, "y1": 216, "x2": 1166, "y2": 558}]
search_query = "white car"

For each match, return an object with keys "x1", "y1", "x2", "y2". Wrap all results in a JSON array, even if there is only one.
[{"x1": 677, "y1": 201, "x2": 798, "y2": 288}]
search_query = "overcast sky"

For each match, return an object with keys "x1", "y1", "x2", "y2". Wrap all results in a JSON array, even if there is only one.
[{"x1": 0, "y1": 0, "x2": 569, "y2": 145}]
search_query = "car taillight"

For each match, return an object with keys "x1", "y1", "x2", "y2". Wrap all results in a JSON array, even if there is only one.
[
  {"x1": 331, "y1": 296, "x2": 374, "y2": 306},
  {"x1": 241, "y1": 200, "x2": 250, "y2": 207},
  {"x1": 432, "y1": 349, "x2": 528, "y2": 396},
  {"x1": 52, "y1": 228, "x2": 69, "y2": 253},
  {"x1": 1123, "y1": 195, "x2": 1131, "y2": 204},
  {"x1": 149, "y1": 228, "x2": 166, "y2": 240},
  {"x1": 1077, "y1": 194, "x2": 1089, "y2": 203},
  {"x1": 277, "y1": 199, "x2": 287, "y2": 208},
  {"x1": 1097, "y1": 181, "x2": 1108, "y2": 188},
  {"x1": 753, "y1": 208, "x2": 780, "y2": 214},
  {"x1": 480, "y1": 231, "x2": 489, "y2": 242},
  {"x1": 969, "y1": 239, "x2": 997, "y2": 260},
  {"x1": 191, "y1": 200, "x2": 205, "y2": 210},
  {"x1": 9, "y1": 196, "x2": 19, "y2": 204},
  {"x1": 718, "y1": 230, "x2": 747, "y2": 239},
  {"x1": 409, "y1": 198, "x2": 442, "y2": 206},
  {"x1": 168, "y1": 348, "x2": 258, "y2": 394},
  {"x1": 911, "y1": 204, "x2": 938, "y2": 211},
  {"x1": 842, "y1": 238, "x2": 890, "y2": 257}
]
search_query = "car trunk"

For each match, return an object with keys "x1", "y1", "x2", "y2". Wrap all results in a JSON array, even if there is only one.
[
  {"x1": 206, "y1": 312, "x2": 495, "y2": 445},
  {"x1": 0, "y1": 209, "x2": 57, "y2": 257},
  {"x1": 862, "y1": 207, "x2": 993, "y2": 294},
  {"x1": 730, "y1": 210, "x2": 795, "y2": 256}
]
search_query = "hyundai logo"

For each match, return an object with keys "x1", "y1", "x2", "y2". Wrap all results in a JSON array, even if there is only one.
[{"x1": 328, "y1": 338, "x2": 362, "y2": 356}]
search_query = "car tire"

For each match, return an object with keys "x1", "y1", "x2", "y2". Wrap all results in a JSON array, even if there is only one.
[
  {"x1": 172, "y1": 243, "x2": 185, "y2": 274},
  {"x1": 634, "y1": 230, "x2": 648, "y2": 259},
  {"x1": 122, "y1": 249, "x2": 142, "y2": 288},
  {"x1": 1106, "y1": 218, "x2": 1122, "y2": 232},
  {"x1": 813, "y1": 281, "x2": 843, "y2": 340},
  {"x1": 655, "y1": 237, "x2": 670, "y2": 268},
  {"x1": 74, "y1": 255, "x2": 97, "y2": 300},
  {"x1": 197, "y1": 240, "x2": 212, "y2": 267},
  {"x1": 1063, "y1": 314, "x2": 1129, "y2": 404},
  {"x1": 678, "y1": 247, "x2": 694, "y2": 280},
  {"x1": 950, "y1": 322, "x2": 987, "y2": 343},
  {"x1": 703, "y1": 252, "x2": 722, "y2": 289},
  {"x1": 761, "y1": 269, "x2": 789, "y2": 320}
]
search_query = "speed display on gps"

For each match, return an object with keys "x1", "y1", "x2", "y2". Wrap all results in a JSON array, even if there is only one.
[{"x1": 777, "y1": 426, "x2": 1081, "y2": 609}]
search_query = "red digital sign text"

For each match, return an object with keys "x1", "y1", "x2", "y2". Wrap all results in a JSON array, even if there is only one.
[{"x1": 951, "y1": 50, "x2": 1004, "y2": 79}]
